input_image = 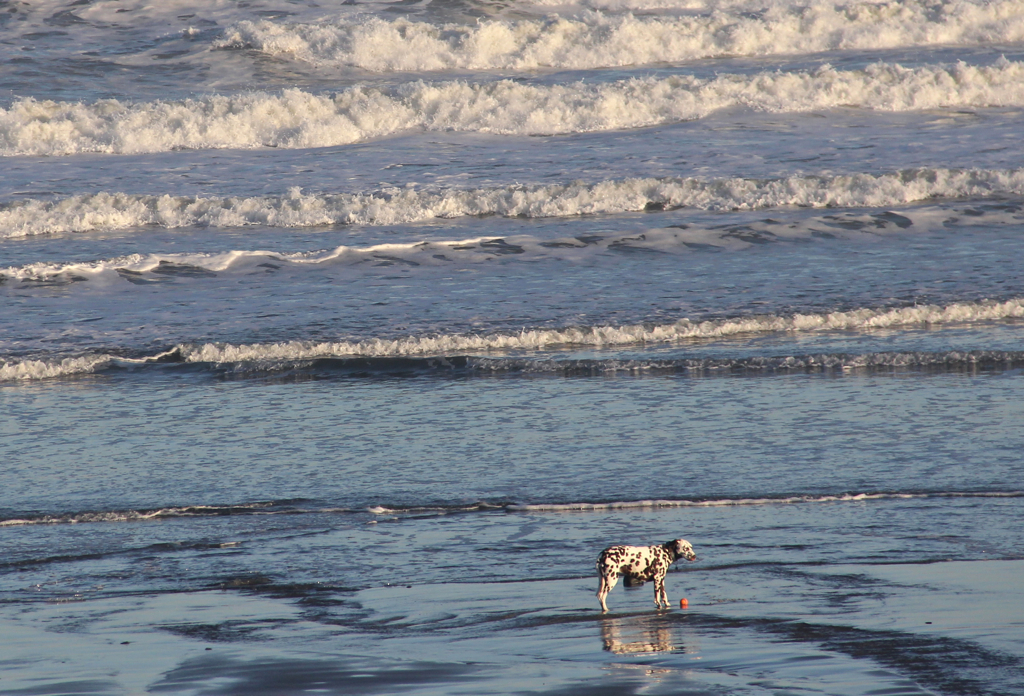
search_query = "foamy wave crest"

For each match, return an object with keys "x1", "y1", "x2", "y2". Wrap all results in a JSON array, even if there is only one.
[
  {"x1": 506, "y1": 491, "x2": 1024, "y2": 512},
  {"x1": 0, "y1": 215, "x2": 954, "y2": 280},
  {"x1": 0, "y1": 500, "x2": 509, "y2": 527},
  {"x1": 9, "y1": 349, "x2": 1023, "y2": 382},
  {"x1": 0, "y1": 503, "x2": 279, "y2": 527},
  {"x1": 217, "y1": 1, "x2": 1024, "y2": 72},
  {"x1": 4, "y1": 300, "x2": 1023, "y2": 382},
  {"x1": 176, "y1": 299, "x2": 1024, "y2": 364},
  {"x1": 3, "y1": 59, "x2": 1023, "y2": 156},
  {"x1": 0, "y1": 354, "x2": 115, "y2": 381},
  {"x1": 4, "y1": 168, "x2": 1024, "y2": 239},
  {"x1": 0, "y1": 348, "x2": 180, "y2": 382},
  {"x1": 6, "y1": 201, "x2": 1023, "y2": 282},
  {"x1": 5, "y1": 492, "x2": 1016, "y2": 526}
]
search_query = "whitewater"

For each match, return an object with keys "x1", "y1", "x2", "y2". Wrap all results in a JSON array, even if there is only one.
[
  {"x1": 3, "y1": 167, "x2": 1024, "y2": 239},
  {"x1": 3, "y1": 0, "x2": 1024, "y2": 694},
  {"x1": 215, "y1": 0, "x2": 1024, "y2": 71},
  {"x1": 4, "y1": 59, "x2": 1024, "y2": 156},
  {"x1": 4, "y1": 297, "x2": 1024, "y2": 381}
]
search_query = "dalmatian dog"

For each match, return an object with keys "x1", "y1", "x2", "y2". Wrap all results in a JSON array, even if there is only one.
[{"x1": 596, "y1": 539, "x2": 697, "y2": 612}]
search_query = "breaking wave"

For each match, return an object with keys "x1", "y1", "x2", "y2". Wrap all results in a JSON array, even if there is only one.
[
  {"x1": 216, "y1": 0, "x2": 1024, "y2": 72},
  {"x1": 3, "y1": 168, "x2": 1023, "y2": 239},
  {"x1": 4, "y1": 299, "x2": 1024, "y2": 381},
  {"x1": 79, "y1": 300, "x2": 1024, "y2": 363},
  {"x1": 6, "y1": 201, "x2": 1024, "y2": 283},
  {"x1": 3, "y1": 59, "x2": 1023, "y2": 156}
]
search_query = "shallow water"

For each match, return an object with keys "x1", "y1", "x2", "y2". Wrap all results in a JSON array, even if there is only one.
[
  {"x1": 3, "y1": 493, "x2": 1023, "y2": 694},
  {"x1": 4, "y1": 369, "x2": 1024, "y2": 693}
]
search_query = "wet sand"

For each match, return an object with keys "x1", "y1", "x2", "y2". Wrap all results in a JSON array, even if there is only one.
[{"x1": 3, "y1": 559, "x2": 1021, "y2": 695}]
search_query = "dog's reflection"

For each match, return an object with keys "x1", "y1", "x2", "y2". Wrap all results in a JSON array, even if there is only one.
[{"x1": 600, "y1": 615, "x2": 678, "y2": 654}]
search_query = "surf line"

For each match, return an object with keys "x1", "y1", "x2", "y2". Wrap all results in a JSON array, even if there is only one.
[{"x1": 4, "y1": 492, "x2": 1021, "y2": 527}]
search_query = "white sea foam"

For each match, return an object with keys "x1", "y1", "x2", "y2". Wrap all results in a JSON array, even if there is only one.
[
  {"x1": 0, "y1": 349, "x2": 181, "y2": 382},
  {"x1": 4, "y1": 491, "x2": 1016, "y2": 526},
  {"x1": 8, "y1": 349, "x2": 1021, "y2": 382},
  {"x1": 4, "y1": 298, "x2": 1024, "y2": 381},
  {"x1": 3, "y1": 200, "x2": 1020, "y2": 282},
  {"x1": 3, "y1": 59, "x2": 1023, "y2": 156},
  {"x1": 0, "y1": 355, "x2": 116, "y2": 381},
  {"x1": 3, "y1": 168, "x2": 1023, "y2": 240},
  {"x1": 173, "y1": 299, "x2": 1024, "y2": 363},
  {"x1": 505, "y1": 491, "x2": 1024, "y2": 512},
  {"x1": 217, "y1": 0, "x2": 1024, "y2": 72},
  {"x1": 0, "y1": 503, "x2": 277, "y2": 527},
  {"x1": 0, "y1": 226, "x2": 844, "y2": 279}
]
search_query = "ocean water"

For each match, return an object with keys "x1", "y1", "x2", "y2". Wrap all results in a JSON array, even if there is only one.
[{"x1": 2, "y1": 0, "x2": 1024, "y2": 694}]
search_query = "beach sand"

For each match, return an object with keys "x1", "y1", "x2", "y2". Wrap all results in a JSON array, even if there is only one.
[{"x1": 3, "y1": 559, "x2": 1020, "y2": 695}]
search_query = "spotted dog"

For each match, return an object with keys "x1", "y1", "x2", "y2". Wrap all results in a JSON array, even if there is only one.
[{"x1": 596, "y1": 539, "x2": 697, "y2": 612}]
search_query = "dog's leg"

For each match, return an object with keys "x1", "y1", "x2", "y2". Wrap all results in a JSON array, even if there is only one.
[
  {"x1": 598, "y1": 572, "x2": 618, "y2": 612},
  {"x1": 654, "y1": 575, "x2": 667, "y2": 609}
]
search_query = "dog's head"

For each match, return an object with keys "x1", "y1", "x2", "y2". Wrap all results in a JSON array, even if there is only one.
[{"x1": 667, "y1": 539, "x2": 696, "y2": 562}]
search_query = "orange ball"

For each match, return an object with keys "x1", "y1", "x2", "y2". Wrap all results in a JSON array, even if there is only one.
[{"x1": 679, "y1": 598, "x2": 688, "y2": 608}]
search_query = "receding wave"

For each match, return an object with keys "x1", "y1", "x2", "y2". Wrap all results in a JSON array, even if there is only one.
[
  {"x1": 4, "y1": 299, "x2": 1024, "y2": 381},
  {"x1": 3, "y1": 59, "x2": 1023, "y2": 156},
  {"x1": 3, "y1": 168, "x2": 1023, "y2": 239},
  {"x1": 0, "y1": 502, "x2": 282, "y2": 527},
  {"x1": 216, "y1": 1, "x2": 1024, "y2": 72},
  {"x1": 0, "y1": 501, "x2": 501, "y2": 527},
  {"x1": 3, "y1": 491, "x2": 1018, "y2": 526},
  {"x1": 5, "y1": 349, "x2": 1023, "y2": 382},
  {"x1": 6, "y1": 201, "x2": 1024, "y2": 280},
  {"x1": 507, "y1": 491, "x2": 1024, "y2": 512}
]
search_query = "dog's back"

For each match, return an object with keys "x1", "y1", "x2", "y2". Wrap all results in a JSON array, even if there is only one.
[{"x1": 597, "y1": 544, "x2": 664, "y2": 580}]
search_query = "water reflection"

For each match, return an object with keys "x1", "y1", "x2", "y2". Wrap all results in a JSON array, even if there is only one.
[{"x1": 600, "y1": 615, "x2": 679, "y2": 655}]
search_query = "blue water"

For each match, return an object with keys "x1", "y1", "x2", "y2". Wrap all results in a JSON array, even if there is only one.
[{"x1": 3, "y1": 0, "x2": 1024, "y2": 694}]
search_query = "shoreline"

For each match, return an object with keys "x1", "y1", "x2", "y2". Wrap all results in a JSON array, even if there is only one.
[{"x1": 2, "y1": 559, "x2": 1020, "y2": 695}]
